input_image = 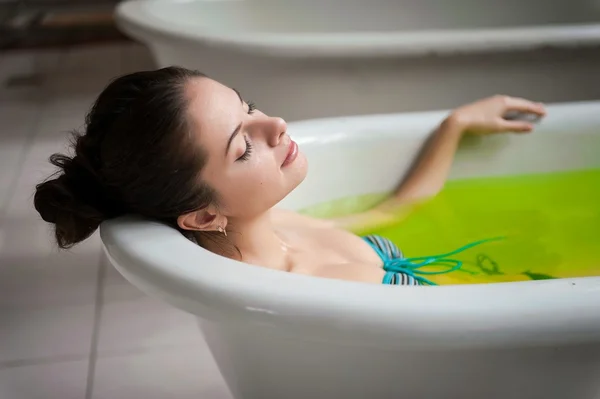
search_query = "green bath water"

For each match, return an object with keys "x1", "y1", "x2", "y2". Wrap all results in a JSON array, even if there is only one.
[{"x1": 301, "y1": 168, "x2": 600, "y2": 285}]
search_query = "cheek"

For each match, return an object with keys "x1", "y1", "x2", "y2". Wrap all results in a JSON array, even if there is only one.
[
  {"x1": 204, "y1": 152, "x2": 291, "y2": 217},
  {"x1": 242, "y1": 163, "x2": 281, "y2": 196},
  {"x1": 230, "y1": 164, "x2": 285, "y2": 210}
]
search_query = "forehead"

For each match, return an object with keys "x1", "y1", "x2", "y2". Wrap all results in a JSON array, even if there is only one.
[{"x1": 184, "y1": 78, "x2": 241, "y2": 146}]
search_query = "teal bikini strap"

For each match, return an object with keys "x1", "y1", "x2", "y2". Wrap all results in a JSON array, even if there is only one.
[
  {"x1": 382, "y1": 271, "x2": 396, "y2": 285},
  {"x1": 367, "y1": 236, "x2": 505, "y2": 286}
]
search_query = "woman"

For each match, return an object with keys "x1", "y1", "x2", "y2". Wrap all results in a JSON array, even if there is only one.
[{"x1": 34, "y1": 66, "x2": 546, "y2": 286}]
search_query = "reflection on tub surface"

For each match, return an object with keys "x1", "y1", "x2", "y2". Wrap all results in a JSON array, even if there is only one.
[{"x1": 303, "y1": 168, "x2": 600, "y2": 285}]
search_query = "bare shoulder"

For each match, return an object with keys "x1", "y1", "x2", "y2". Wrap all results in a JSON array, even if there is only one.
[{"x1": 271, "y1": 208, "x2": 335, "y2": 229}]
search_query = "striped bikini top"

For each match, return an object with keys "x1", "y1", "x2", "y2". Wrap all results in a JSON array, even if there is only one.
[{"x1": 362, "y1": 234, "x2": 503, "y2": 286}]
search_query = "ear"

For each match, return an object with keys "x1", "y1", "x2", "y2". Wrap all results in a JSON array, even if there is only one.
[{"x1": 177, "y1": 208, "x2": 226, "y2": 232}]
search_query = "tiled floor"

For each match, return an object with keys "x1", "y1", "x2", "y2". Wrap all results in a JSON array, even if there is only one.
[{"x1": 0, "y1": 43, "x2": 232, "y2": 399}]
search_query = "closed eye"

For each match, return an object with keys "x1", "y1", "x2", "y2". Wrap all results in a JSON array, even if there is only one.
[
  {"x1": 237, "y1": 136, "x2": 253, "y2": 162},
  {"x1": 247, "y1": 101, "x2": 256, "y2": 115}
]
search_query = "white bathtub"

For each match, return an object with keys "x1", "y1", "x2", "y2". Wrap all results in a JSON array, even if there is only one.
[
  {"x1": 116, "y1": 0, "x2": 600, "y2": 121},
  {"x1": 101, "y1": 100, "x2": 600, "y2": 399}
]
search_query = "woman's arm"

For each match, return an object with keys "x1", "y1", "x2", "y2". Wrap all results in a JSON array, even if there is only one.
[
  {"x1": 332, "y1": 95, "x2": 546, "y2": 231},
  {"x1": 390, "y1": 116, "x2": 464, "y2": 203},
  {"x1": 393, "y1": 95, "x2": 546, "y2": 202}
]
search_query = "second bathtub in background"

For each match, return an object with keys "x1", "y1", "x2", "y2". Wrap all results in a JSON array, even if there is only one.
[{"x1": 116, "y1": 0, "x2": 600, "y2": 121}]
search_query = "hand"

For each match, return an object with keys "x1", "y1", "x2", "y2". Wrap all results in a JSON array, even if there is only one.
[{"x1": 448, "y1": 95, "x2": 546, "y2": 135}]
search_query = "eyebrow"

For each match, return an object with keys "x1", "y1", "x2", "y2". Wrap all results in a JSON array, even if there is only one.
[
  {"x1": 225, "y1": 88, "x2": 245, "y2": 156},
  {"x1": 232, "y1": 87, "x2": 244, "y2": 104}
]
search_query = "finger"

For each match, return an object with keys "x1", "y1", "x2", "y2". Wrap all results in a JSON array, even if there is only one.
[
  {"x1": 503, "y1": 110, "x2": 543, "y2": 124},
  {"x1": 499, "y1": 120, "x2": 534, "y2": 133},
  {"x1": 504, "y1": 97, "x2": 546, "y2": 115}
]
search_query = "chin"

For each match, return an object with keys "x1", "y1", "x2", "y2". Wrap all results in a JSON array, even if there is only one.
[
  {"x1": 291, "y1": 151, "x2": 308, "y2": 182},
  {"x1": 282, "y1": 151, "x2": 308, "y2": 195}
]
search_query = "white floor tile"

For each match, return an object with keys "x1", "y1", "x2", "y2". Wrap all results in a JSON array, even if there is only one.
[
  {"x1": 97, "y1": 267, "x2": 202, "y2": 353},
  {"x1": 0, "y1": 217, "x2": 100, "y2": 363},
  {"x1": 42, "y1": 94, "x2": 97, "y2": 122},
  {"x1": 33, "y1": 49, "x2": 64, "y2": 75},
  {"x1": 121, "y1": 42, "x2": 157, "y2": 73},
  {"x1": 0, "y1": 50, "x2": 60, "y2": 103},
  {"x1": 0, "y1": 49, "x2": 62, "y2": 79},
  {"x1": 62, "y1": 44, "x2": 124, "y2": 75},
  {"x1": 0, "y1": 211, "x2": 101, "y2": 255},
  {"x1": 0, "y1": 51, "x2": 37, "y2": 82},
  {"x1": 92, "y1": 347, "x2": 232, "y2": 399},
  {"x1": 0, "y1": 224, "x2": 100, "y2": 309},
  {"x1": 0, "y1": 360, "x2": 88, "y2": 399},
  {"x1": 0, "y1": 100, "x2": 42, "y2": 139},
  {"x1": 35, "y1": 112, "x2": 87, "y2": 138},
  {"x1": 0, "y1": 252, "x2": 99, "y2": 309},
  {"x1": 0, "y1": 137, "x2": 32, "y2": 210},
  {"x1": 5, "y1": 136, "x2": 74, "y2": 219},
  {"x1": 0, "y1": 101, "x2": 41, "y2": 209},
  {"x1": 42, "y1": 72, "x2": 112, "y2": 117},
  {"x1": 0, "y1": 303, "x2": 95, "y2": 363},
  {"x1": 0, "y1": 84, "x2": 45, "y2": 103}
]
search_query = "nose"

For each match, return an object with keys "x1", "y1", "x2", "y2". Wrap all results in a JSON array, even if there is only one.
[{"x1": 250, "y1": 116, "x2": 287, "y2": 147}]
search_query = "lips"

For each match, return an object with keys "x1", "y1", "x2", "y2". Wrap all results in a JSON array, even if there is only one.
[{"x1": 282, "y1": 140, "x2": 298, "y2": 168}]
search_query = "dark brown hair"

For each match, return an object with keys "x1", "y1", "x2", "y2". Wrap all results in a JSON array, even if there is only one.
[{"x1": 34, "y1": 66, "x2": 217, "y2": 249}]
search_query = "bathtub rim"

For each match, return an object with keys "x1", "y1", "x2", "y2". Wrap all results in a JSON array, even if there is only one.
[
  {"x1": 115, "y1": 0, "x2": 600, "y2": 58},
  {"x1": 100, "y1": 99, "x2": 600, "y2": 350}
]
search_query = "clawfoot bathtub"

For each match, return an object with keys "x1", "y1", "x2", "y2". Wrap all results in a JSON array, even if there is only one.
[
  {"x1": 115, "y1": 0, "x2": 600, "y2": 121},
  {"x1": 101, "y1": 100, "x2": 600, "y2": 399}
]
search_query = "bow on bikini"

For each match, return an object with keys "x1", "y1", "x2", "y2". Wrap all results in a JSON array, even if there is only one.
[{"x1": 377, "y1": 237, "x2": 506, "y2": 286}]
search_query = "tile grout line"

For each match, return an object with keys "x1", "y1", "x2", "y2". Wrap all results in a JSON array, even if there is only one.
[
  {"x1": 83, "y1": 44, "x2": 114, "y2": 397},
  {"x1": 84, "y1": 253, "x2": 108, "y2": 399},
  {"x1": 0, "y1": 354, "x2": 89, "y2": 370}
]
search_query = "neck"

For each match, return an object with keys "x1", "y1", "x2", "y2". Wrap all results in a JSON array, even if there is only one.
[{"x1": 200, "y1": 210, "x2": 289, "y2": 270}]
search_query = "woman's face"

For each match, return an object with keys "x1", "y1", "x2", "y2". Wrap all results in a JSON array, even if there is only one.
[{"x1": 185, "y1": 77, "x2": 308, "y2": 219}]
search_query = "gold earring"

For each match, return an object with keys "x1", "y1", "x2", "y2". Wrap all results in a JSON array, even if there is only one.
[{"x1": 217, "y1": 225, "x2": 227, "y2": 237}]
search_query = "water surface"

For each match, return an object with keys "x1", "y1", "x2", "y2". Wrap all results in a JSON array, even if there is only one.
[{"x1": 303, "y1": 168, "x2": 600, "y2": 285}]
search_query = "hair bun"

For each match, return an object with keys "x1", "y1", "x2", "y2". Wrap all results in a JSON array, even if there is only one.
[{"x1": 34, "y1": 153, "x2": 111, "y2": 249}]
